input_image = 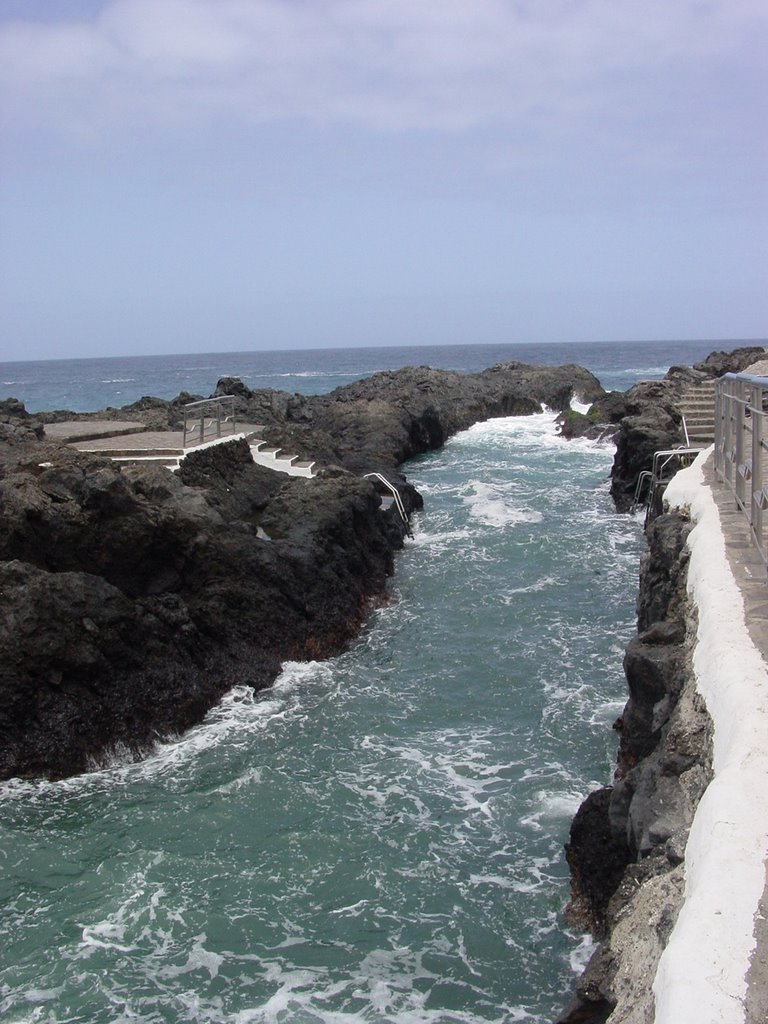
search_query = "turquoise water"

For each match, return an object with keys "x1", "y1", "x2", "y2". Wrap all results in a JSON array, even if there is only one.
[{"x1": 0, "y1": 410, "x2": 643, "y2": 1023}]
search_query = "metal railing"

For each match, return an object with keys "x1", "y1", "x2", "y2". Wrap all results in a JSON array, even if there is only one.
[
  {"x1": 714, "y1": 372, "x2": 768, "y2": 568},
  {"x1": 363, "y1": 472, "x2": 412, "y2": 536},
  {"x1": 632, "y1": 447, "x2": 703, "y2": 524},
  {"x1": 182, "y1": 396, "x2": 237, "y2": 449}
]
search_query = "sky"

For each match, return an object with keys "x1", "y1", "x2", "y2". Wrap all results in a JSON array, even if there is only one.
[{"x1": 0, "y1": 0, "x2": 766, "y2": 362}]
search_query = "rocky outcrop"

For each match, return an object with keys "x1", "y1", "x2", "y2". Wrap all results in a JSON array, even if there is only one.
[
  {"x1": 0, "y1": 438, "x2": 419, "y2": 779},
  {"x1": 218, "y1": 361, "x2": 605, "y2": 475},
  {"x1": 38, "y1": 391, "x2": 205, "y2": 431},
  {"x1": 692, "y1": 345, "x2": 767, "y2": 378},
  {"x1": 556, "y1": 392, "x2": 630, "y2": 443},
  {"x1": 557, "y1": 513, "x2": 713, "y2": 1023},
  {"x1": 0, "y1": 397, "x2": 44, "y2": 445},
  {"x1": 1, "y1": 359, "x2": 601, "y2": 780}
]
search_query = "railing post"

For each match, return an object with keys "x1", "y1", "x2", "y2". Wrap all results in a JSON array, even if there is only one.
[
  {"x1": 724, "y1": 379, "x2": 734, "y2": 488},
  {"x1": 752, "y1": 383, "x2": 764, "y2": 551},
  {"x1": 735, "y1": 379, "x2": 746, "y2": 510},
  {"x1": 714, "y1": 380, "x2": 723, "y2": 479}
]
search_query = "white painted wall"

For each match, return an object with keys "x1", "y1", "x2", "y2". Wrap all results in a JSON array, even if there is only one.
[{"x1": 652, "y1": 449, "x2": 768, "y2": 1023}]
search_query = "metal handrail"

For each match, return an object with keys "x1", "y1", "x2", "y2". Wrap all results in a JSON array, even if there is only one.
[
  {"x1": 632, "y1": 447, "x2": 703, "y2": 522},
  {"x1": 714, "y1": 372, "x2": 768, "y2": 568},
  {"x1": 682, "y1": 416, "x2": 691, "y2": 446},
  {"x1": 182, "y1": 396, "x2": 237, "y2": 449},
  {"x1": 363, "y1": 472, "x2": 412, "y2": 536}
]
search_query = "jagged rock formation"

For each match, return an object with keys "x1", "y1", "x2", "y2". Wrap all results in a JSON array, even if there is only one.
[
  {"x1": 251, "y1": 362, "x2": 604, "y2": 475},
  {"x1": 0, "y1": 397, "x2": 44, "y2": 444},
  {"x1": 557, "y1": 513, "x2": 713, "y2": 1024},
  {"x1": 1, "y1": 360, "x2": 600, "y2": 780}
]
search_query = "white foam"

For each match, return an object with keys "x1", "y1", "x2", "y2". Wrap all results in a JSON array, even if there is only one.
[
  {"x1": 453, "y1": 410, "x2": 615, "y2": 458},
  {"x1": 408, "y1": 525, "x2": 476, "y2": 549},
  {"x1": 158, "y1": 934, "x2": 224, "y2": 980},
  {"x1": 520, "y1": 789, "x2": 588, "y2": 831},
  {"x1": 462, "y1": 480, "x2": 543, "y2": 528},
  {"x1": 568, "y1": 933, "x2": 597, "y2": 974},
  {"x1": 500, "y1": 575, "x2": 559, "y2": 599},
  {"x1": 653, "y1": 449, "x2": 768, "y2": 1024},
  {"x1": 22, "y1": 987, "x2": 63, "y2": 1003}
]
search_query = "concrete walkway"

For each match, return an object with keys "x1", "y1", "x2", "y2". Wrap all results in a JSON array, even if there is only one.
[{"x1": 43, "y1": 419, "x2": 317, "y2": 476}]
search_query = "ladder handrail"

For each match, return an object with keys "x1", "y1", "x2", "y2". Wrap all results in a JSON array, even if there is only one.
[
  {"x1": 363, "y1": 472, "x2": 412, "y2": 535},
  {"x1": 632, "y1": 447, "x2": 704, "y2": 521}
]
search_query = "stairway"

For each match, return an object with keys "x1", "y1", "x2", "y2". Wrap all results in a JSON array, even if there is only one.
[
  {"x1": 678, "y1": 380, "x2": 717, "y2": 447},
  {"x1": 249, "y1": 440, "x2": 316, "y2": 478}
]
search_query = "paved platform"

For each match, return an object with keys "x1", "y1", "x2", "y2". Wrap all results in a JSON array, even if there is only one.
[
  {"x1": 48, "y1": 421, "x2": 264, "y2": 457},
  {"x1": 43, "y1": 420, "x2": 317, "y2": 476},
  {"x1": 43, "y1": 419, "x2": 148, "y2": 443}
]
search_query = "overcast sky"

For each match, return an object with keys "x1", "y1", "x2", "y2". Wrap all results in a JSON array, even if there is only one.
[{"x1": 1, "y1": 0, "x2": 766, "y2": 361}]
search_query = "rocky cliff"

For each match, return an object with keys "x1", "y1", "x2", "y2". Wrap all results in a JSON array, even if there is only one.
[{"x1": 557, "y1": 512, "x2": 713, "y2": 1023}]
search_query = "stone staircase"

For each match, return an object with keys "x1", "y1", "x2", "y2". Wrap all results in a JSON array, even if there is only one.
[
  {"x1": 249, "y1": 440, "x2": 316, "y2": 478},
  {"x1": 678, "y1": 380, "x2": 717, "y2": 447}
]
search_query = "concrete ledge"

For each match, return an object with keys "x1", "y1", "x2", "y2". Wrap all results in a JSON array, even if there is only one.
[{"x1": 653, "y1": 448, "x2": 768, "y2": 1024}]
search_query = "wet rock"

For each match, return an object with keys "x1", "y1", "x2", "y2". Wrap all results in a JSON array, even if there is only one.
[{"x1": 565, "y1": 788, "x2": 632, "y2": 937}]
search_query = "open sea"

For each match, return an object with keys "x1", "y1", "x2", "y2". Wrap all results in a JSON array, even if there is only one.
[{"x1": 0, "y1": 340, "x2": 720, "y2": 1022}]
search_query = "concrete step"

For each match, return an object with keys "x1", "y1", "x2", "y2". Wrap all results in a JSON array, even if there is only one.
[
  {"x1": 680, "y1": 383, "x2": 716, "y2": 450},
  {"x1": 688, "y1": 434, "x2": 720, "y2": 446},
  {"x1": 683, "y1": 414, "x2": 716, "y2": 425},
  {"x1": 684, "y1": 401, "x2": 720, "y2": 413},
  {"x1": 249, "y1": 443, "x2": 316, "y2": 478}
]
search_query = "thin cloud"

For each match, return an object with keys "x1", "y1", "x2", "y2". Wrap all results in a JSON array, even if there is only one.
[{"x1": 1, "y1": 0, "x2": 765, "y2": 139}]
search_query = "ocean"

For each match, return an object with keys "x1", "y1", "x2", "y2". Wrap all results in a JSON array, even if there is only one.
[
  {"x1": 1, "y1": 338, "x2": 716, "y2": 414},
  {"x1": 0, "y1": 340, "x2": 716, "y2": 1023}
]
